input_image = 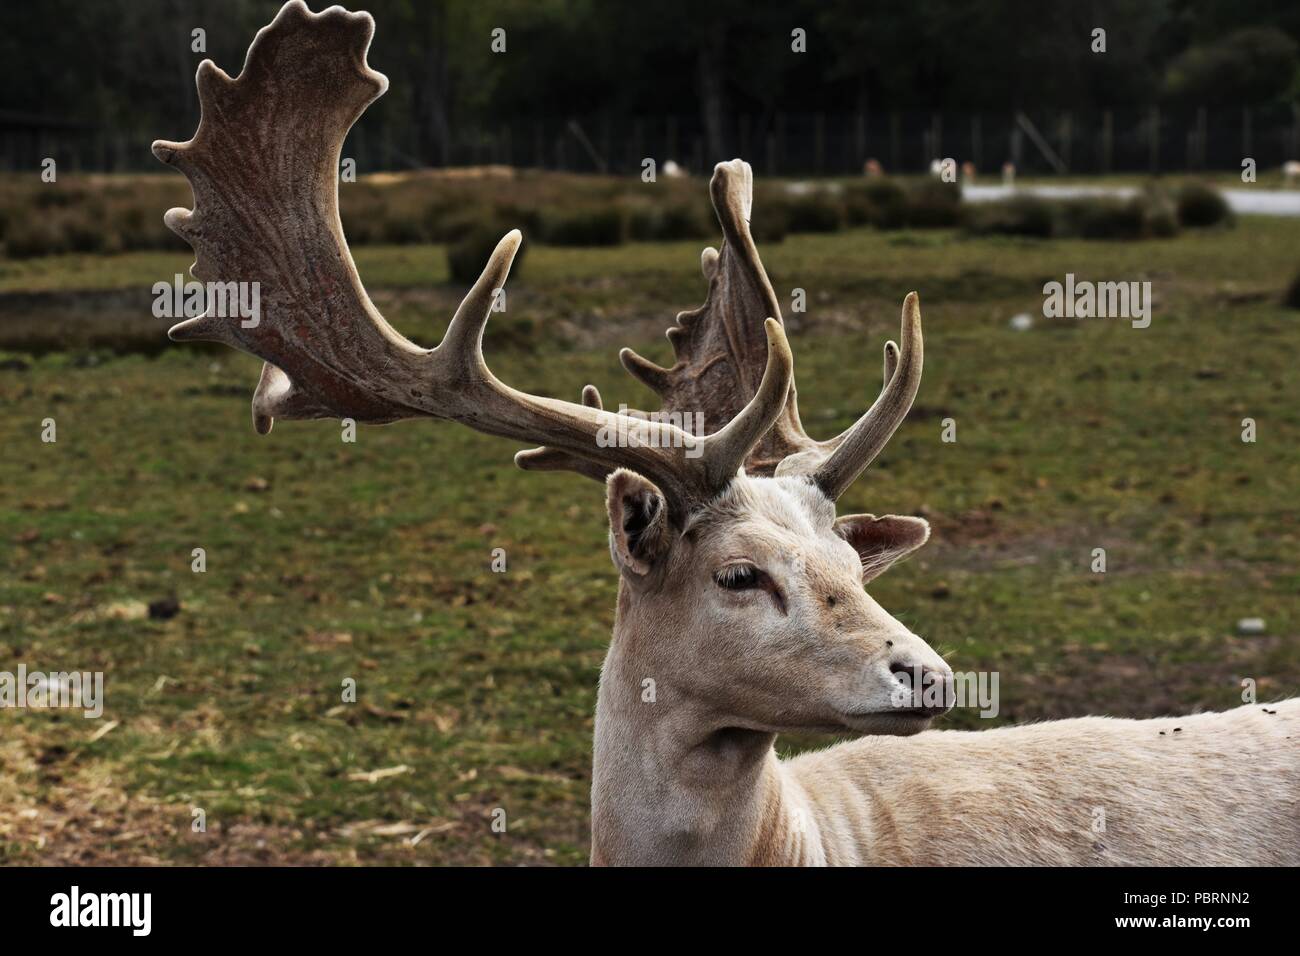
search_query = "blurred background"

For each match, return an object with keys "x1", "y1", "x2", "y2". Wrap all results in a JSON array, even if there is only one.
[
  {"x1": 5, "y1": 0, "x2": 1300, "y2": 175},
  {"x1": 0, "y1": 0, "x2": 1297, "y2": 865}
]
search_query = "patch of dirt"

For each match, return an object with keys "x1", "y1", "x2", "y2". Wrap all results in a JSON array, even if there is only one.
[
  {"x1": 0, "y1": 730, "x2": 574, "y2": 866},
  {"x1": 1007, "y1": 636, "x2": 1297, "y2": 723}
]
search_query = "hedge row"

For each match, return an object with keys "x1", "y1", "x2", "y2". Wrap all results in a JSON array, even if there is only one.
[
  {"x1": 962, "y1": 183, "x2": 1232, "y2": 240},
  {"x1": 0, "y1": 171, "x2": 1231, "y2": 268}
]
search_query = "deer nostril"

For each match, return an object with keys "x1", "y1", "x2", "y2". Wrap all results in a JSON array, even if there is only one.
[{"x1": 889, "y1": 661, "x2": 955, "y2": 716}]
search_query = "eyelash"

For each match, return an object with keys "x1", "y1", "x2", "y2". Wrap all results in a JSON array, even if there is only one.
[{"x1": 715, "y1": 564, "x2": 762, "y2": 590}]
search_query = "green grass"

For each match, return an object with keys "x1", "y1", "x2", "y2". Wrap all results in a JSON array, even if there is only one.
[{"x1": 1, "y1": 220, "x2": 1298, "y2": 864}]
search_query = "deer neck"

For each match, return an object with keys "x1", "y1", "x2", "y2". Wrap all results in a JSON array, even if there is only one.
[{"x1": 589, "y1": 583, "x2": 826, "y2": 866}]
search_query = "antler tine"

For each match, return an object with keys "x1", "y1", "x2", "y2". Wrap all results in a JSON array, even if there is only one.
[
  {"x1": 698, "y1": 319, "x2": 793, "y2": 487},
  {"x1": 811, "y1": 293, "x2": 923, "y2": 501},
  {"x1": 156, "y1": 2, "x2": 794, "y2": 525},
  {"x1": 513, "y1": 385, "x2": 612, "y2": 483},
  {"x1": 882, "y1": 340, "x2": 900, "y2": 395}
]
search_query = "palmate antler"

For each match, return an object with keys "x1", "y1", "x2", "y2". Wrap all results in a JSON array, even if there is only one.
[
  {"x1": 523, "y1": 160, "x2": 924, "y2": 502},
  {"x1": 152, "y1": 0, "x2": 793, "y2": 522}
]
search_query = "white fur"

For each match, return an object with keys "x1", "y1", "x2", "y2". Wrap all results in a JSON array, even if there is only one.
[{"x1": 591, "y1": 474, "x2": 1300, "y2": 866}]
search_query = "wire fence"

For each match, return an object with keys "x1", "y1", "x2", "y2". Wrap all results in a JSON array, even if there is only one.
[{"x1": 5, "y1": 106, "x2": 1300, "y2": 177}]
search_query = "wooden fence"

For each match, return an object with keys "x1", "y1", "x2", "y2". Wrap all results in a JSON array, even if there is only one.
[{"x1": 4, "y1": 106, "x2": 1299, "y2": 177}]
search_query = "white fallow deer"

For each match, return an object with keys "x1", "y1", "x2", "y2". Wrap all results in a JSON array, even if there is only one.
[{"x1": 155, "y1": 2, "x2": 1299, "y2": 866}]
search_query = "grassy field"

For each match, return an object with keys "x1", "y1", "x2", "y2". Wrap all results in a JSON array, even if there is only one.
[{"x1": 1, "y1": 215, "x2": 1298, "y2": 864}]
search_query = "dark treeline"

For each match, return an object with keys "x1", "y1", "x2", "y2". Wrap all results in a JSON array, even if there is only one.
[{"x1": 2, "y1": 0, "x2": 1299, "y2": 173}]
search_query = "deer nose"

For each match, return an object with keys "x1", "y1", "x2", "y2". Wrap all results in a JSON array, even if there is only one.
[{"x1": 888, "y1": 659, "x2": 955, "y2": 716}]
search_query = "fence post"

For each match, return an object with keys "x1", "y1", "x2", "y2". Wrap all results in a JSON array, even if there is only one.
[
  {"x1": 1242, "y1": 107, "x2": 1252, "y2": 161},
  {"x1": 1102, "y1": 111, "x2": 1113, "y2": 174},
  {"x1": 971, "y1": 114, "x2": 982, "y2": 170},
  {"x1": 1197, "y1": 107, "x2": 1207, "y2": 169},
  {"x1": 890, "y1": 112, "x2": 900, "y2": 172},
  {"x1": 1149, "y1": 106, "x2": 1160, "y2": 173},
  {"x1": 815, "y1": 112, "x2": 825, "y2": 174},
  {"x1": 1059, "y1": 112, "x2": 1072, "y2": 172},
  {"x1": 776, "y1": 112, "x2": 786, "y2": 174}
]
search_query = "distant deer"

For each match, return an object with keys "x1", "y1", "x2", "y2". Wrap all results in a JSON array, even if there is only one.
[{"x1": 155, "y1": 2, "x2": 1299, "y2": 866}]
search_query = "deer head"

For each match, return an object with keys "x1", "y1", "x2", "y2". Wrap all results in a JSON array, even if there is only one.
[
  {"x1": 154, "y1": 0, "x2": 952, "y2": 741},
  {"x1": 590, "y1": 179, "x2": 950, "y2": 735}
]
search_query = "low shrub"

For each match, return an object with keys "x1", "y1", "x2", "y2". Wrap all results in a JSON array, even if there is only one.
[
  {"x1": 844, "y1": 178, "x2": 909, "y2": 228},
  {"x1": 492, "y1": 202, "x2": 544, "y2": 240},
  {"x1": 33, "y1": 187, "x2": 84, "y2": 209},
  {"x1": 377, "y1": 204, "x2": 430, "y2": 245},
  {"x1": 1176, "y1": 182, "x2": 1232, "y2": 228},
  {"x1": 338, "y1": 194, "x2": 386, "y2": 244},
  {"x1": 748, "y1": 202, "x2": 790, "y2": 243},
  {"x1": 962, "y1": 196, "x2": 1055, "y2": 237},
  {"x1": 781, "y1": 192, "x2": 844, "y2": 233},
  {"x1": 446, "y1": 221, "x2": 527, "y2": 285},
  {"x1": 961, "y1": 187, "x2": 1190, "y2": 241},
  {"x1": 1142, "y1": 187, "x2": 1180, "y2": 238},
  {"x1": 656, "y1": 201, "x2": 713, "y2": 240},
  {"x1": 904, "y1": 179, "x2": 962, "y2": 228},
  {"x1": 625, "y1": 198, "x2": 712, "y2": 241},
  {"x1": 116, "y1": 204, "x2": 179, "y2": 250},
  {"x1": 4, "y1": 216, "x2": 65, "y2": 258},
  {"x1": 436, "y1": 203, "x2": 500, "y2": 243},
  {"x1": 537, "y1": 204, "x2": 626, "y2": 246},
  {"x1": 1059, "y1": 196, "x2": 1149, "y2": 240},
  {"x1": 64, "y1": 217, "x2": 119, "y2": 254},
  {"x1": 1284, "y1": 267, "x2": 1300, "y2": 309}
]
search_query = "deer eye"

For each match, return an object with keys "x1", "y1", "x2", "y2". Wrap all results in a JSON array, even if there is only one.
[{"x1": 715, "y1": 564, "x2": 761, "y2": 590}]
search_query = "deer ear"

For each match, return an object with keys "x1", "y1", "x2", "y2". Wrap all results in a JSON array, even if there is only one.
[
  {"x1": 606, "y1": 469, "x2": 672, "y2": 577},
  {"x1": 834, "y1": 514, "x2": 930, "y2": 582}
]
